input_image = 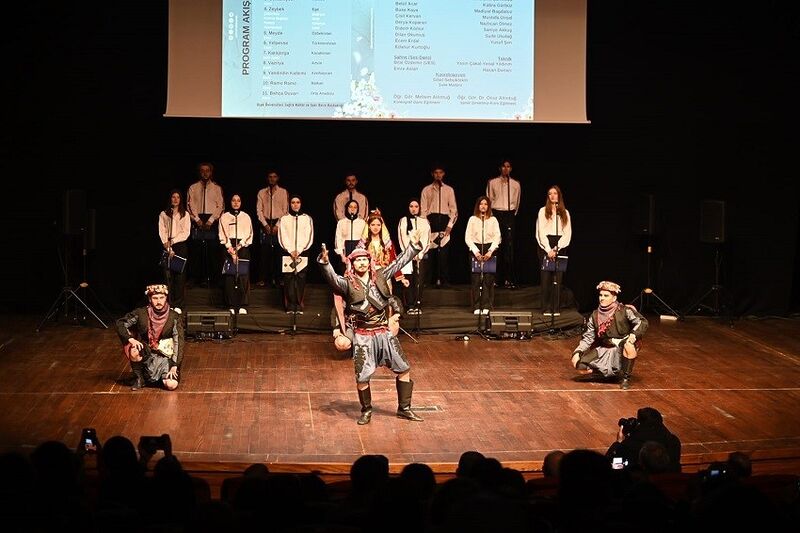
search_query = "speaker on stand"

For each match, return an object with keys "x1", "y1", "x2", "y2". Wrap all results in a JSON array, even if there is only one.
[
  {"x1": 37, "y1": 190, "x2": 110, "y2": 332},
  {"x1": 686, "y1": 200, "x2": 733, "y2": 320},
  {"x1": 630, "y1": 194, "x2": 681, "y2": 318}
]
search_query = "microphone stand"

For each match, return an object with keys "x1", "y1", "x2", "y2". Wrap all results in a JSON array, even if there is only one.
[
  {"x1": 290, "y1": 215, "x2": 299, "y2": 336},
  {"x1": 548, "y1": 203, "x2": 560, "y2": 333}
]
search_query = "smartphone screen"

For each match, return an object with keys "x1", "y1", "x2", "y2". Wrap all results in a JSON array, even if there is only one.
[{"x1": 611, "y1": 457, "x2": 626, "y2": 470}]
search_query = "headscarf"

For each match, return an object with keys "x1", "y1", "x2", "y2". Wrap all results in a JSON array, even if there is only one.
[
  {"x1": 289, "y1": 194, "x2": 303, "y2": 216},
  {"x1": 406, "y1": 198, "x2": 420, "y2": 233},
  {"x1": 345, "y1": 199, "x2": 360, "y2": 221},
  {"x1": 227, "y1": 193, "x2": 242, "y2": 216}
]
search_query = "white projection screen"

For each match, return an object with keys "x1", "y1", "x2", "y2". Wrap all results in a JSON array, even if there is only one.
[{"x1": 166, "y1": 0, "x2": 587, "y2": 123}]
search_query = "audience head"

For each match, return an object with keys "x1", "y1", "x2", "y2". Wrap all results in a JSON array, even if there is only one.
[
  {"x1": 350, "y1": 454, "x2": 389, "y2": 494},
  {"x1": 726, "y1": 451, "x2": 752, "y2": 479},
  {"x1": 542, "y1": 450, "x2": 565, "y2": 479},
  {"x1": 456, "y1": 450, "x2": 485, "y2": 479},
  {"x1": 638, "y1": 441, "x2": 673, "y2": 475}
]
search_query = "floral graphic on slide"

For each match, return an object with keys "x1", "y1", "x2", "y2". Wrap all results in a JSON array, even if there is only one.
[
  {"x1": 333, "y1": 72, "x2": 399, "y2": 118},
  {"x1": 513, "y1": 93, "x2": 534, "y2": 121}
]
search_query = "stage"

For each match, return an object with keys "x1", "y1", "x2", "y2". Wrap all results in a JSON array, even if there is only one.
[{"x1": 2, "y1": 311, "x2": 800, "y2": 491}]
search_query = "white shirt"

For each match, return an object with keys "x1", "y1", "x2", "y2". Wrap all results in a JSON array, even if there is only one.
[
  {"x1": 256, "y1": 185, "x2": 289, "y2": 226},
  {"x1": 334, "y1": 217, "x2": 367, "y2": 256},
  {"x1": 218, "y1": 211, "x2": 253, "y2": 248},
  {"x1": 465, "y1": 215, "x2": 501, "y2": 254},
  {"x1": 187, "y1": 180, "x2": 224, "y2": 224},
  {"x1": 158, "y1": 210, "x2": 191, "y2": 246},
  {"x1": 397, "y1": 216, "x2": 431, "y2": 261},
  {"x1": 420, "y1": 182, "x2": 458, "y2": 228},
  {"x1": 278, "y1": 213, "x2": 314, "y2": 254},
  {"x1": 536, "y1": 206, "x2": 572, "y2": 252},
  {"x1": 486, "y1": 176, "x2": 522, "y2": 213}
]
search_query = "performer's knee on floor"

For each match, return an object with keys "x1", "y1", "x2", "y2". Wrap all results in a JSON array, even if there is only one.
[{"x1": 163, "y1": 379, "x2": 179, "y2": 390}]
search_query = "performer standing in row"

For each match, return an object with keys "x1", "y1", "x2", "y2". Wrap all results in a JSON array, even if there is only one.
[
  {"x1": 219, "y1": 194, "x2": 253, "y2": 315},
  {"x1": 255, "y1": 169, "x2": 289, "y2": 287},
  {"x1": 465, "y1": 196, "x2": 501, "y2": 315},
  {"x1": 334, "y1": 199, "x2": 366, "y2": 270},
  {"x1": 279, "y1": 195, "x2": 314, "y2": 314},
  {"x1": 535, "y1": 185, "x2": 572, "y2": 316},
  {"x1": 420, "y1": 164, "x2": 458, "y2": 288},
  {"x1": 187, "y1": 162, "x2": 224, "y2": 286},
  {"x1": 117, "y1": 284, "x2": 183, "y2": 391},
  {"x1": 158, "y1": 189, "x2": 190, "y2": 314},
  {"x1": 397, "y1": 199, "x2": 430, "y2": 315},
  {"x1": 486, "y1": 159, "x2": 521, "y2": 289},
  {"x1": 318, "y1": 232, "x2": 424, "y2": 424},
  {"x1": 333, "y1": 173, "x2": 369, "y2": 220},
  {"x1": 570, "y1": 281, "x2": 648, "y2": 390}
]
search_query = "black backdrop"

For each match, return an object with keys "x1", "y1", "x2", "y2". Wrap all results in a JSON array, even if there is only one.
[{"x1": 2, "y1": 1, "x2": 798, "y2": 316}]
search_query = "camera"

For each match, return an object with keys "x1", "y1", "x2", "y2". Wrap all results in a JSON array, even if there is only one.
[
  {"x1": 139, "y1": 434, "x2": 170, "y2": 455},
  {"x1": 611, "y1": 456, "x2": 629, "y2": 470},
  {"x1": 618, "y1": 417, "x2": 639, "y2": 437},
  {"x1": 81, "y1": 427, "x2": 100, "y2": 453}
]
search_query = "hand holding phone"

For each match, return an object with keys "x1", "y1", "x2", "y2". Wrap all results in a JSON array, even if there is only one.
[{"x1": 81, "y1": 428, "x2": 100, "y2": 454}]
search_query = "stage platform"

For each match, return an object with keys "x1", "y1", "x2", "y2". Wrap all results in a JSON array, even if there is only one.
[
  {"x1": 2, "y1": 313, "x2": 800, "y2": 495},
  {"x1": 184, "y1": 283, "x2": 584, "y2": 335}
]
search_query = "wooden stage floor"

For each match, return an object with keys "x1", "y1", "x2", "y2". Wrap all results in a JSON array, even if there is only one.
[{"x1": 1, "y1": 313, "x2": 800, "y2": 479}]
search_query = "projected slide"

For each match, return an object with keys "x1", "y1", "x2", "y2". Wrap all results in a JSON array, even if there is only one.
[{"x1": 222, "y1": 0, "x2": 534, "y2": 120}]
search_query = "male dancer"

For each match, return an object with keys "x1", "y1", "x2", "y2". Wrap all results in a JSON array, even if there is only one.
[{"x1": 318, "y1": 232, "x2": 424, "y2": 424}]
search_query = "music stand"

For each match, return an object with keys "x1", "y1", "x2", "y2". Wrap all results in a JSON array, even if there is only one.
[
  {"x1": 631, "y1": 238, "x2": 682, "y2": 319},
  {"x1": 37, "y1": 229, "x2": 110, "y2": 332}
]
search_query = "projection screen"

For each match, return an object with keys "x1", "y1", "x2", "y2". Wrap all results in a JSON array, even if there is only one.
[{"x1": 166, "y1": 0, "x2": 587, "y2": 123}]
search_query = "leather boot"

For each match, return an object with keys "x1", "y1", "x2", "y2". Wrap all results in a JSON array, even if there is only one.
[
  {"x1": 357, "y1": 387, "x2": 372, "y2": 425},
  {"x1": 130, "y1": 362, "x2": 145, "y2": 391},
  {"x1": 396, "y1": 379, "x2": 423, "y2": 422},
  {"x1": 620, "y1": 357, "x2": 636, "y2": 390}
]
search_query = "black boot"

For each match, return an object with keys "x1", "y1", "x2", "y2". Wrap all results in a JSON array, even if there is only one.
[
  {"x1": 620, "y1": 357, "x2": 636, "y2": 390},
  {"x1": 130, "y1": 362, "x2": 145, "y2": 391},
  {"x1": 396, "y1": 379, "x2": 423, "y2": 422},
  {"x1": 357, "y1": 387, "x2": 372, "y2": 425}
]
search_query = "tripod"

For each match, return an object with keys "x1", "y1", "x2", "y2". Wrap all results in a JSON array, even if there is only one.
[
  {"x1": 37, "y1": 231, "x2": 110, "y2": 332},
  {"x1": 631, "y1": 240, "x2": 681, "y2": 318},
  {"x1": 686, "y1": 244, "x2": 731, "y2": 318}
]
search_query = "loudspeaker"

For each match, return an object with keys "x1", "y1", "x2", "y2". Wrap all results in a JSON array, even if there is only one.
[
  {"x1": 186, "y1": 311, "x2": 235, "y2": 339},
  {"x1": 488, "y1": 311, "x2": 532, "y2": 335},
  {"x1": 63, "y1": 189, "x2": 87, "y2": 235},
  {"x1": 633, "y1": 194, "x2": 655, "y2": 235},
  {"x1": 700, "y1": 200, "x2": 725, "y2": 243}
]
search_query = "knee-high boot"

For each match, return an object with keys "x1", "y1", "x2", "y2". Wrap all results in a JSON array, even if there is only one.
[
  {"x1": 396, "y1": 379, "x2": 423, "y2": 422},
  {"x1": 130, "y1": 361, "x2": 145, "y2": 391},
  {"x1": 357, "y1": 387, "x2": 372, "y2": 425},
  {"x1": 620, "y1": 357, "x2": 636, "y2": 390}
]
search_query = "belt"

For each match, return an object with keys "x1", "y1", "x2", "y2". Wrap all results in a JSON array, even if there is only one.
[{"x1": 354, "y1": 326, "x2": 389, "y2": 336}]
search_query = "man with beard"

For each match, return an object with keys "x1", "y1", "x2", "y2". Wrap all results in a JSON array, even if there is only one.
[
  {"x1": 318, "y1": 232, "x2": 424, "y2": 424},
  {"x1": 116, "y1": 284, "x2": 184, "y2": 391}
]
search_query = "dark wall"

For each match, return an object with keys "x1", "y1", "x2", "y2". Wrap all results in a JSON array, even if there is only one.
[{"x1": 2, "y1": 1, "x2": 798, "y2": 316}]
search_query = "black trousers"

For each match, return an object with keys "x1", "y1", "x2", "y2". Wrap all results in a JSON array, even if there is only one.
[
  {"x1": 189, "y1": 223, "x2": 221, "y2": 285},
  {"x1": 258, "y1": 223, "x2": 281, "y2": 284},
  {"x1": 538, "y1": 242, "x2": 566, "y2": 312},
  {"x1": 163, "y1": 240, "x2": 188, "y2": 308},
  {"x1": 401, "y1": 259, "x2": 426, "y2": 309},
  {"x1": 471, "y1": 272, "x2": 496, "y2": 310},
  {"x1": 494, "y1": 210, "x2": 516, "y2": 285},
  {"x1": 428, "y1": 245, "x2": 450, "y2": 285},
  {"x1": 223, "y1": 246, "x2": 250, "y2": 309},
  {"x1": 283, "y1": 266, "x2": 307, "y2": 311}
]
